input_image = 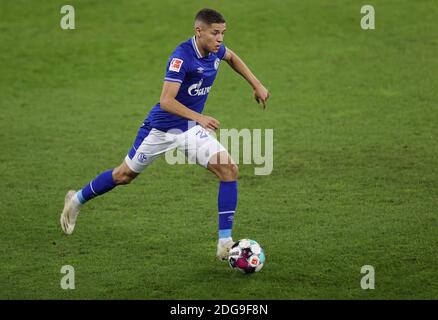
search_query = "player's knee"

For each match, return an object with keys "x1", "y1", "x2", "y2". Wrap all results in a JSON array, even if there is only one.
[
  {"x1": 219, "y1": 163, "x2": 238, "y2": 181},
  {"x1": 115, "y1": 173, "x2": 134, "y2": 185},
  {"x1": 112, "y1": 166, "x2": 138, "y2": 185},
  {"x1": 229, "y1": 163, "x2": 238, "y2": 180}
]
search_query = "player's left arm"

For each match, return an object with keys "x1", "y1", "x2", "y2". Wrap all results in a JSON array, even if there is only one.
[{"x1": 223, "y1": 47, "x2": 270, "y2": 108}]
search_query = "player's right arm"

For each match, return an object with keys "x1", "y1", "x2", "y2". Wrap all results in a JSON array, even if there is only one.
[{"x1": 159, "y1": 81, "x2": 220, "y2": 131}]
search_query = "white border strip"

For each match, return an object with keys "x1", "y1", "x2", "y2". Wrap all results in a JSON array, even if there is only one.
[
  {"x1": 89, "y1": 182, "x2": 97, "y2": 195},
  {"x1": 164, "y1": 77, "x2": 182, "y2": 83},
  {"x1": 191, "y1": 36, "x2": 203, "y2": 59},
  {"x1": 219, "y1": 210, "x2": 235, "y2": 214}
]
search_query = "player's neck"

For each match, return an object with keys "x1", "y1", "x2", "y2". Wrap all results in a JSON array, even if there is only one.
[{"x1": 194, "y1": 36, "x2": 209, "y2": 57}]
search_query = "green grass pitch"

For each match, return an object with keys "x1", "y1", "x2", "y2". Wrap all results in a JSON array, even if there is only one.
[{"x1": 0, "y1": 0, "x2": 437, "y2": 299}]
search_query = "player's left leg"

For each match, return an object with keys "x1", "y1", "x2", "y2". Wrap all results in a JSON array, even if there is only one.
[
  {"x1": 207, "y1": 151, "x2": 239, "y2": 260},
  {"x1": 178, "y1": 125, "x2": 238, "y2": 260}
]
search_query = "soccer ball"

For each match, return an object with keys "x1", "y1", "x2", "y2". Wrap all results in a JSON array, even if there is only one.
[{"x1": 228, "y1": 239, "x2": 265, "y2": 273}]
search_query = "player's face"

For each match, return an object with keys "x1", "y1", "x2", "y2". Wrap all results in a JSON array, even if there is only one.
[{"x1": 197, "y1": 23, "x2": 226, "y2": 54}]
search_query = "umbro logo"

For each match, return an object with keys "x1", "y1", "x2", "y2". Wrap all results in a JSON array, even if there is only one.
[{"x1": 197, "y1": 67, "x2": 204, "y2": 74}]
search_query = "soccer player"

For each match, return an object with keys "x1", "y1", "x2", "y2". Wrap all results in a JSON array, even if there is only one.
[{"x1": 60, "y1": 8, "x2": 269, "y2": 260}]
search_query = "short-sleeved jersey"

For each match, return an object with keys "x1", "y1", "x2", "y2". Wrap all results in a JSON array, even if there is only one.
[{"x1": 144, "y1": 36, "x2": 227, "y2": 132}]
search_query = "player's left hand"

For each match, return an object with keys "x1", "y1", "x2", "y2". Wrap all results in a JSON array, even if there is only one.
[{"x1": 253, "y1": 84, "x2": 270, "y2": 109}]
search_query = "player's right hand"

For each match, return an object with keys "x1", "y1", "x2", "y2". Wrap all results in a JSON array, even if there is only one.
[{"x1": 197, "y1": 115, "x2": 220, "y2": 131}]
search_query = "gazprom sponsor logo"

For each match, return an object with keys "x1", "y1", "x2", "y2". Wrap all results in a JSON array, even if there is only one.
[{"x1": 188, "y1": 78, "x2": 211, "y2": 96}]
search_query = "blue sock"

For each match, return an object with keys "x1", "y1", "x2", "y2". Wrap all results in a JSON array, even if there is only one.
[
  {"x1": 76, "y1": 169, "x2": 117, "y2": 204},
  {"x1": 218, "y1": 181, "x2": 237, "y2": 239}
]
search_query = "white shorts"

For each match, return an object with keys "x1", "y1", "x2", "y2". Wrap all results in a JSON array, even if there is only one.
[{"x1": 125, "y1": 124, "x2": 227, "y2": 173}]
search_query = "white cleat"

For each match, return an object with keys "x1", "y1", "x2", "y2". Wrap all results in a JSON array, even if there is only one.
[
  {"x1": 216, "y1": 238, "x2": 235, "y2": 261},
  {"x1": 60, "y1": 190, "x2": 80, "y2": 235}
]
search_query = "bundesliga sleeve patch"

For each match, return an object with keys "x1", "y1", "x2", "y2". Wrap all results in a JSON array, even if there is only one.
[{"x1": 169, "y1": 58, "x2": 183, "y2": 72}]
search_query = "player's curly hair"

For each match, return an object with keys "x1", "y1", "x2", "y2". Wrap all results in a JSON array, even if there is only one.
[{"x1": 195, "y1": 8, "x2": 226, "y2": 25}]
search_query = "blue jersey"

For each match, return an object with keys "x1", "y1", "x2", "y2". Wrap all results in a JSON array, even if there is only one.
[{"x1": 145, "y1": 36, "x2": 227, "y2": 132}]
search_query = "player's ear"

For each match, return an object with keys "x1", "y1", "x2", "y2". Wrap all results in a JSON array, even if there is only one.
[
  {"x1": 195, "y1": 26, "x2": 201, "y2": 36},
  {"x1": 194, "y1": 21, "x2": 203, "y2": 37}
]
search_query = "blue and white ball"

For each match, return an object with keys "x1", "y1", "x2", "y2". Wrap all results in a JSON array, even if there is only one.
[{"x1": 228, "y1": 239, "x2": 266, "y2": 273}]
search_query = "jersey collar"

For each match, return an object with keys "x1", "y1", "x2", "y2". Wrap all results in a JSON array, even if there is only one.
[{"x1": 191, "y1": 36, "x2": 211, "y2": 59}]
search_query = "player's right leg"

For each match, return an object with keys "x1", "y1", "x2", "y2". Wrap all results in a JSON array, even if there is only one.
[
  {"x1": 60, "y1": 122, "x2": 170, "y2": 235},
  {"x1": 60, "y1": 161, "x2": 138, "y2": 235}
]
